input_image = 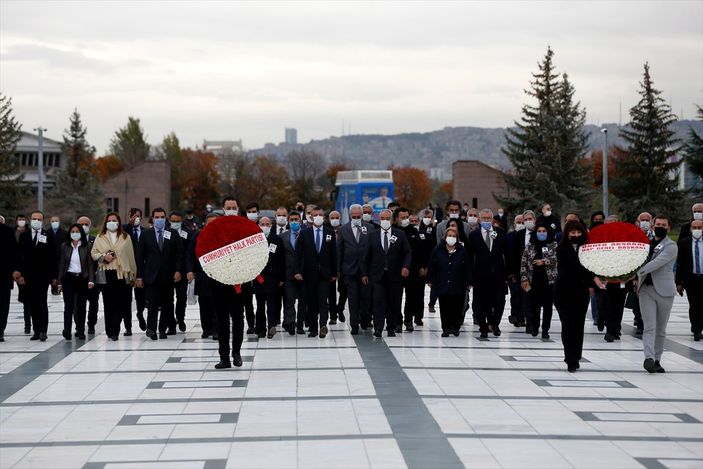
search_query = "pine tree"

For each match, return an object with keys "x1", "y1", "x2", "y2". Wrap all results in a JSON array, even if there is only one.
[
  {"x1": 48, "y1": 109, "x2": 104, "y2": 223},
  {"x1": 683, "y1": 105, "x2": 703, "y2": 193},
  {"x1": 110, "y1": 116, "x2": 150, "y2": 168},
  {"x1": 497, "y1": 47, "x2": 592, "y2": 217},
  {"x1": 613, "y1": 63, "x2": 683, "y2": 221},
  {"x1": 0, "y1": 93, "x2": 26, "y2": 215},
  {"x1": 159, "y1": 132, "x2": 182, "y2": 210}
]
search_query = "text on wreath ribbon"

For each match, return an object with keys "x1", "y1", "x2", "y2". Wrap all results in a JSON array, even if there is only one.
[{"x1": 199, "y1": 232, "x2": 267, "y2": 267}]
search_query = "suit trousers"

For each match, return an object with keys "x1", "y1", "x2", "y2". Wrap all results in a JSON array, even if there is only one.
[
  {"x1": 173, "y1": 278, "x2": 188, "y2": 326},
  {"x1": 471, "y1": 276, "x2": 507, "y2": 333},
  {"x1": 328, "y1": 279, "x2": 338, "y2": 320},
  {"x1": 243, "y1": 285, "x2": 255, "y2": 329},
  {"x1": 255, "y1": 290, "x2": 281, "y2": 332},
  {"x1": 555, "y1": 292, "x2": 589, "y2": 366},
  {"x1": 102, "y1": 271, "x2": 131, "y2": 337},
  {"x1": 0, "y1": 286, "x2": 10, "y2": 335},
  {"x1": 372, "y1": 273, "x2": 402, "y2": 332},
  {"x1": 27, "y1": 278, "x2": 50, "y2": 335},
  {"x1": 684, "y1": 277, "x2": 703, "y2": 334},
  {"x1": 336, "y1": 279, "x2": 348, "y2": 316},
  {"x1": 145, "y1": 277, "x2": 175, "y2": 334},
  {"x1": 17, "y1": 284, "x2": 32, "y2": 329},
  {"x1": 438, "y1": 293, "x2": 463, "y2": 332},
  {"x1": 344, "y1": 274, "x2": 371, "y2": 328},
  {"x1": 210, "y1": 280, "x2": 244, "y2": 361},
  {"x1": 639, "y1": 285, "x2": 674, "y2": 361},
  {"x1": 508, "y1": 280, "x2": 525, "y2": 323},
  {"x1": 403, "y1": 276, "x2": 425, "y2": 324},
  {"x1": 198, "y1": 290, "x2": 217, "y2": 335},
  {"x1": 61, "y1": 274, "x2": 88, "y2": 334},
  {"x1": 87, "y1": 284, "x2": 100, "y2": 330},
  {"x1": 604, "y1": 283, "x2": 629, "y2": 337},
  {"x1": 305, "y1": 277, "x2": 331, "y2": 332},
  {"x1": 283, "y1": 279, "x2": 306, "y2": 330}
]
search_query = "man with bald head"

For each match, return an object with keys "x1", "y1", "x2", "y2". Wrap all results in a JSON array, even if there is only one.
[
  {"x1": 255, "y1": 217, "x2": 285, "y2": 339},
  {"x1": 679, "y1": 203, "x2": 703, "y2": 240}
]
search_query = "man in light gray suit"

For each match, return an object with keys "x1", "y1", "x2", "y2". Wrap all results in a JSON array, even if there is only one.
[
  {"x1": 637, "y1": 214, "x2": 678, "y2": 373},
  {"x1": 337, "y1": 204, "x2": 375, "y2": 335}
]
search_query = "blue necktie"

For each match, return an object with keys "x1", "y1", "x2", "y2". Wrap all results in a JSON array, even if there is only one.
[
  {"x1": 291, "y1": 232, "x2": 297, "y2": 250},
  {"x1": 157, "y1": 230, "x2": 163, "y2": 251},
  {"x1": 695, "y1": 240, "x2": 701, "y2": 274},
  {"x1": 316, "y1": 229, "x2": 322, "y2": 253}
]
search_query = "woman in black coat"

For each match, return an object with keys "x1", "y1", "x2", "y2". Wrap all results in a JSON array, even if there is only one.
[
  {"x1": 427, "y1": 227, "x2": 471, "y2": 337},
  {"x1": 58, "y1": 223, "x2": 95, "y2": 340},
  {"x1": 554, "y1": 220, "x2": 605, "y2": 372}
]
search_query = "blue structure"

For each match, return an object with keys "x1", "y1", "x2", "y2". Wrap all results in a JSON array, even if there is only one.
[{"x1": 335, "y1": 170, "x2": 394, "y2": 223}]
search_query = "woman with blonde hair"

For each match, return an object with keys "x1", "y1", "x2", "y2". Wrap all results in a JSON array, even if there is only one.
[{"x1": 91, "y1": 212, "x2": 137, "y2": 340}]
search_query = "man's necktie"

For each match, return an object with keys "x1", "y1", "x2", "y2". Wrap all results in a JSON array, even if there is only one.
[
  {"x1": 695, "y1": 240, "x2": 701, "y2": 274},
  {"x1": 355, "y1": 226, "x2": 360, "y2": 243},
  {"x1": 315, "y1": 229, "x2": 321, "y2": 253},
  {"x1": 291, "y1": 232, "x2": 297, "y2": 250},
  {"x1": 33, "y1": 231, "x2": 38, "y2": 245},
  {"x1": 484, "y1": 230, "x2": 491, "y2": 251},
  {"x1": 157, "y1": 230, "x2": 163, "y2": 251},
  {"x1": 383, "y1": 230, "x2": 389, "y2": 253}
]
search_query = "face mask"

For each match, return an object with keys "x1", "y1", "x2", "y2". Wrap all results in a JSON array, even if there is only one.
[
  {"x1": 449, "y1": 213, "x2": 460, "y2": 219},
  {"x1": 313, "y1": 215, "x2": 324, "y2": 226},
  {"x1": 480, "y1": 221, "x2": 492, "y2": 230},
  {"x1": 106, "y1": 221, "x2": 119, "y2": 232},
  {"x1": 261, "y1": 226, "x2": 271, "y2": 236},
  {"x1": 153, "y1": 218, "x2": 166, "y2": 230},
  {"x1": 224, "y1": 209, "x2": 238, "y2": 217},
  {"x1": 592, "y1": 221, "x2": 603, "y2": 228},
  {"x1": 514, "y1": 223, "x2": 524, "y2": 231},
  {"x1": 413, "y1": 224, "x2": 420, "y2": 230},
  {"x1": 30, "y1": 220, "x2": 42, "y2": 231},
  {"x1": 639, "y1": 221, "x2": 651, "y2": 232},
  {"x1": 692, "y1": 229, "x2": 702, "y2": 239},
  {"x1": 247, "y1": 212, "x2": 258, "y2": 222},
  {"x1": 330, "y1": 219, "x2": 340, "y2": 227},
  {"x1": 536, "y1": 232, "x2": 548, "y2": 242},
  {"x1": 498, "y1": 210, "x2": 504, "y2": 216},
  {"x1": 351, "y1": 218, "x2": 362, "y2": 227},
  {"x1": 290, "y1": 221, "x2": 301, "y2": 232},
  {"x1": 17, "y1": 220, "x2": 26, "y2": 228},
  {"x1": 694, "y1": 212, "x2": 703, "y2": 221},
  {"x1": 170, "y1": 222, "x2": 182, "y2": 231},
  {"x1": 70, "y1": 232, "x2": 82, "y2": 241},
  {"x1": 543, "y1": 210, "x2": 552, "y2": 217},
  {"x1": 276, "y1": 216, "x2": 287, "y2": 226},
  {"x1": 380, "y1": 220, "x2": 391, "y2": 230},
  {"x1": 445, "y1": 236, "x2": 457, "y2": 246},
  {"x1": 422, "y1": 217, "x2": 432, "y2": 226},
  {"x1": 51, "y1": 221, "x2": 59, "y2": 230},
  {"x1": 400, "y1": 219, "x2": 410, "y2": 228},
  {"x1": 654, "y1": 227, "x2": 668, "y2": 239},
  {"x1": 569, "y1": 235, "x2": 584, "y2": 245},
  {"x1": 525, "y1": 220, "x2": 535, "y2": 230},
  {"x1": 133, "y1": 217, "x2": 140, "y2": 226},
  {"x1": 467, "y1": 216, "x2": 478, "y2": 225},
  {"x1": 362, "y1": 213, "x2": 372, "y2": 222},
  {"x1": 82, "y1": 224, "x2": 90, "y2": 234}
]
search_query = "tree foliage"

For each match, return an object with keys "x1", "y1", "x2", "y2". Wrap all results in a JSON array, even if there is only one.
[
  {"x1": 612, "y1": 63, "x2": 684, "y2": 221},
  {"x1": 94, "y1": 155, "x2": 124, "y2": 182},
  {"x1": 109, "y1": 117, "x2": 150, "y2": 168},
  {"x1": 176, "y1": 149, "x2": 220, "y2": 212},
  {"x1": 392, "y1": 166, "x2": 432, "y2": 212},
  {"x1": 0, "y1": 93, "x2": 26, "y2": 215},
  {"x1": 158, "y1": 132, "x2": 183, "y2": 209},
  {"x1": 683, "y1": 105, "x2": 703, "y2": 194},
  {"x1": 285, "y1": 149, "x2": 328, "y2": 207},
  {"x1": 236, "y1": 155, "x2": 292, "y2": 208}
]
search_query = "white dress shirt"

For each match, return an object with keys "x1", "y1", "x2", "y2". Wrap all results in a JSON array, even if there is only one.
[
  {"x1": 380, "y1": 228, "x2": 392, "y2": 250},
  {"x1": 68, "y1": 242, "x2": 82, "y2": 274}
]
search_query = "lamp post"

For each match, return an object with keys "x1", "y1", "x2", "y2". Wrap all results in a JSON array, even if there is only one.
[
  {"x1": 600, "y1": 128, "x2": 608, "y2": 217},
  {"x1": 34, "y1": 127, "x2": 47, "y2": 211}
]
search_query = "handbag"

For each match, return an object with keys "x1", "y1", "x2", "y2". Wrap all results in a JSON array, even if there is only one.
[
  {"x1": 95, "y1": 269, "x2": 107, "y2": 285},
  {"x1": 187, "y1": 280, "x2": 198, "y2": 305},
  {"x1": 624, "y1": 291, "x2": 637, "y2": 310}
]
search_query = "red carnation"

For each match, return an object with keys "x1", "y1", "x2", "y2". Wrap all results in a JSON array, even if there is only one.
[{"x1": 587, "y1": 222, "x2": 650, "y2": 245}]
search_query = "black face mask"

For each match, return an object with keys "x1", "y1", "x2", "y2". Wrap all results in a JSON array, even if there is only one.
[
  {"x1": 569, "y1": 235, "x2": 584, "y2": 245},
  {"x1": 654, "y1": 227, "x2": 668, "y2": 239},
  {"x1": 591, "y1": 221, "x2": 603, "y2": 228}
]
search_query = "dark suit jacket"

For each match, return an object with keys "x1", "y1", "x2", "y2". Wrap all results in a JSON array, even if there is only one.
[
  {"x1": 537, "y1": 214, "x2": 562, "y2": 234},
  {"x1": 419, "y1": 223, "x2": 437, "y2": 249},
  {"x1": 58, "y1": 241, "x2": 95, "y2": 282},
  {"x1": 362, "y1": 227, "x2": 411, "y2": 283},
  {"x1": 136, "y1": 227, "x2": 184, "y2": 284},
  {"x1": 402, "y1": 226, "x2": 431, "y2": 276},
  {"x1": 554, "y1": 242, "x2": 594, "y2": 303},
  {"x1": 280, "y1": 230, "x2": 300, "y2": 281},
  {"x1": 337, "y1": 222, "x2": 374, "y2": 276},
  {"x1": 508, "y1": 228, "x2": 530, "y2": 278},
  {"x1": 50, "y1": 228, "x2": 67, "y2": 260},
  {"x1": 466, "y1": 227, "x2": 508, "y2": 286},
  {"x1": 256, "y1": 232, "x2": 286, "y2": 293},
  {"x1": 185, "y1": 230, "x2": 210, "y2": 296},
  {"x1": 123, "y1": 223, "x2": 145, "y2": 247},
  {"x1": 171, "y1": 227, "x2": 194, "y2": 273},
  {"x1": 0, "y1": 224, "x2": 19, "y2": 290},
  {"x1": 295, "y1": 226, "x2": 337, "y2": 281},
  {"x1": 18, "y1": 229, "x2": 58, "y2": 284},
  {"x1": 679, "y1": 222, "x2": 694, "y2": 242},
  {"x1": 676, "y1": 236, "x2": 701, "y2": 287}
]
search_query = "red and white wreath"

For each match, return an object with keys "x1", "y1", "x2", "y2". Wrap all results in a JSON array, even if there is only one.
[{"x1": 578, "y1": 222, "x2": 650, "y2": 281}]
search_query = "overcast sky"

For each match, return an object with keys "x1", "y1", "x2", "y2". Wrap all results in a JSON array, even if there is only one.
[{"x1": 1, "y1": 1, "x2": 701, "y2": 154}]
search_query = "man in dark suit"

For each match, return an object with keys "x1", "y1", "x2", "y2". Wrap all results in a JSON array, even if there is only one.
[
  {"x1": 676, "y1": 219, "x2": 703, "y2": 341},
  {"x1": 399, "y1": 209, "x2": 431, "y2": 332},
  {"x1": 1, "y1": 223, "x2": 19, "y2": 341},
  {"x1": 77, "y1": 215, "x2": 100, "y2": 334},
  {"x1": 467, "y1": 208, "x2": 509, "y2": 338},
  {"x1": 255, "y1": 217, "x2": 286, "y2": 339},
  {"x1": 507, "y1": 210, "x2": 535, "y2": 329},
  {"x1": 294, "y1": 206, "x2": 337, "y2": 338},
  {"x1": 362, "y1": 204, "x2": 380, "y2": 230},
  {"x1": 16, "y1": 211, "x2": 58, "y2": 341},
  {"x1": 124, "y1": 207, "x2": 147, "y2": 330},
  {"x1": 169, "y1": 210, "x2": 194, "y2": 333},
  {"x1": 361, "y1": 209, "x2": 411, "y2": 338},
  {"x1": 678, "y1": 203, "x2": 703, "y2": 241},
  {"x1": 135, "y1": 208, "x2": 183, "y2": 340},
  {"x1": 337, "y1": 204, "x2": 375, "y2": 334},
  {"x1": 48, "y1": 215, "x2": 67, "y2": 295},
  {"x1": 281, "y1": 211, "x2": 307, "y2": 335}
]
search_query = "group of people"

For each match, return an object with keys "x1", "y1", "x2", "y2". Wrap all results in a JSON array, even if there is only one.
[{"x1": 0, "y1": 200, "x2": 700, "y2": 374}]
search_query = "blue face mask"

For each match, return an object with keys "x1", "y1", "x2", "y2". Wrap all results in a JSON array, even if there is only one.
[
  {"x1": 290, "y1": 221, "x2": 301, "y2": 232},
  {"x1": 154, "y1": 218, "x2": 166, "y2": 230},
  {"x1": 536, "y1": 232, "x2": 548, "y2": 242},
  {"x1": 480, "y1": 222, "x2": 492, "y2": 230}
]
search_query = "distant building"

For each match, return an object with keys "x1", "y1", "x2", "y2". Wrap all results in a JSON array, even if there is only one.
[
  {"x1": 102, "y1": 160, "x2": 170, "y2": 221},
  {"x1": 285, "y1": 128, "x2": 298, "y2": 145},
  {"x1": 14, "y1": 131, "x2": 64, "y2": 190},
  {"x1": 202, "y1": 139, "x2": 244, "y2": 155},
  {"x1": 452, "y1": 160, "x2": 508, "y2": 211}
]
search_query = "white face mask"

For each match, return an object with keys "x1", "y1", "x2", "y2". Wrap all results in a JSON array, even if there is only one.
[
  {"x1": 639, "y1": 221, "x2": 651, "y2": 232},
  {"x1": 82, "y1": 224, "x2": 90, "y2": 234},
  {"x1": 313, "y1": 215, "x2": 324, "y2": 226},
  {"x1": 380, "y1": 220, "x2": 391, "y2": 230},
  {"x1": 246, "y1": 212, "x2": 258, "y2": 222},
  {"x1": 399, "y1": 219, "x2": 410, "y2": 228},
  {"x1": 467, "y1": 216, "x2": 478, "y2": 225},
  {"x1": 445, "y1": 236, "x2": 457, "y2": 246},
  {"x1": 351, "y1": 218, "x2": 362, "y2": 227},
  {"x1": 133, "y1": 217, "x2": 140, "y2": 227},
  {"x1": 70, "y1": 232, "x2": 82, "y2": 241},
  {"x1": 498, "y1": 210, "x2": 504, "y2": 216},
  {"x1": 261, "y1": 226, "x2": 271, "y2": 236},
  {"x1": 51, "y1": 221, "x2": 60, "y2": 230},
  {"x1": 224, "y1": 209, "x2": 238, "y2": 217},
  {"x1": 543, "y1": 210, "x2": 552, "y2": 217},
  {"x1": 422, "y1": 217, "x2": 432, "y2": 226},
  {"x1": 413, "y1": 224, "x2": 420, "y2": 230},
  {"x1": 362, "y1": 213, "x2": 372, "y2": 222},
  {"x1": 692, "y1": 229, "x2": 703, "y2": 239},
  {"x1": 30, "y1": 219, "x2": 42, "y2": 231},
  {"x1": 694, "y1": 212, "x2": 703, "y2": 221},
  {"x1": 106, "y1": 221, "x2": 119, "y2": 232},
  {"x1": 449, "y1": 213, "x2": 460, "y2": 219},
  {"x1": 170, "y1": 222, "x2": 182, "y2": 231},
  {"x1": 330, "y1": 219, "x2": 340, "y2": 227},
  {"x1": 515, "y1": 223, "x2": 525, "y2": 231},
  {"x1": 525, "y1": 220, "x2": 535, "y2": 230},
  {"x1": 276, "y1": 216, "x2": 287, "y2": 226},
  {"x1": 17, "y1": 220, "x2": 26, "y2": 228}
]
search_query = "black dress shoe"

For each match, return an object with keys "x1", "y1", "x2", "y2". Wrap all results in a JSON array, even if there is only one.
[
  {"x1": 178, "y1": 320, "x2": 186, "y2": 332},
  {"x1": 215, "y1": 361, "x2": 232, "y2": 369},
  {"x1": 636, "y1": 327, "x2": 643, "y2": 335},
  {"x1": 319, "y1": 326, "x2": 328, "y2": 339},
  {"x1": 328, "y1": 319, "x2": 337, "y2": 325},
  {"x1": 694, "y1": 333, "x2": 702, "y2": 342},
  {"x1": 30, "y1": 334, "x2": 40, "y2": 341},
  {"x1": 373, "y1": 330, "x2": 382, "y2": 338},
  {"x1": 62, "y1": 330, "x2": 72, "y2": 341},
  {"x1": 212, "y1": 333, "x2": 218, "y2": 340},
  {"x1": 567, "y1": 365, "x2": 578, "y2": 373},
  {"x1": 597, "y1": 322, "x2": 604, "y2": 332},
  {"x1": 654, "y1": 361, "x2": 666, "y2": 373},
  {"x1": 643, "y1": 358, "x2": 656, "y2": 373},
  {"x1": 124, "y1": 330, "x2": 132, "y2": 337},
  {"x1": 360, "y1": 323, "x2": 369, "y2": 330},
  {"x1": 167, "y1": 327, "x2": 177, "y2": 335},
  {"x1": 441, "y1": 331, "x2": 449, "y2": 337},
  {"x1": 39, "y1": 333, "x2": 47, "y2": 341},
  {"x1": 394, "y1": 326, "x2": 402, "y2": 333},
  {"x1": 77, "y1": 333, "x2": 86, "y2": 340},
  {"x1": 531, "y1": 329, "x2": 539, "y2": 337},
  {"x1": 415, "y1": 319, "x2": 424, "y2": 326},
  {"x1": 267, "y1": 327, "x2": 276, "y2": 339},
  {"x1": 406, "y1": 324, "x2": 414, "y2": 332},
  {"x1": 525, "y1": 326, "x2": 532, "y2": 335},
  {"x1": 288, "y1": 328, "x2": 295, "y2": 336},
  {"x1": 428, "y1": 304, "x2": 436, "y2": 313},
  {"x1": 110, "y1": 335, "x2": 119, "y2": 341},
  {"x1": 541, "y1": 331, "x2": 550, "y2": 339},
  {"x1": 350, "y1": 327, "x2": 359, "y2": 335},
  {"x1": 24, "y1": 326, "x2": 31, "y2": 334},
  {"x1": 604, "y1": 333, "x2": 615, "y2": 343},
  {"x1": 493, "y1": 325, "x2": 501, "y2": 337},
  {"x1": 233, "y1": 354, "x2": 243, "y2": 367},
  {"x1": 338, "y1": 312, "x2": 346, "y2": 323},
  {"x1": 0, "y1": 334, "x2": 4, "y2": 342},
  {"x1": 201, "y1": 331, "x2": 210, "y2": 339},
  {"x1": 150, "y1": 332, "x2": 158, "y2": 340},
  {"x1": 308, "y1": 331, "x2": 318, "y2": 338},
  {"x1": 246, "y1": 327, "x2": 255, "y2": 334},
  {"x1": 452, "y1": 328, "x2": 460, "y2": 337},
  {"x1": 297, "y1": 327, "x2": 305, "y2": 335},
  {"x1": 137, "y1": 314, "x2": 146, "y2": 331},
  {"x1": 387, "y1": 330, "x2": 396, "y2": 337},
  {"x1": 613, "y1": 334, "x2": 621, "y2": 341},
  {"x1": 159, "y1": 333, "x2": 168, "y2": 339},
  {"x1": 88, "y1": 328, "x2": 95, "y2": 335},
  {"x1": 479, "y1": 332, "x2": 488, "y2": 339}
]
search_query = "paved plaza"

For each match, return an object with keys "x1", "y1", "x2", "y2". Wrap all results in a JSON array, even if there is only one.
[{"x1": 0, "y1": 288, "x2": 701, "y2": 469}]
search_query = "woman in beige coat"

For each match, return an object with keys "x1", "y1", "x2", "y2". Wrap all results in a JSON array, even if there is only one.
[{"x1": 91, "y1": 212, "x2": 137, "y2": 340}]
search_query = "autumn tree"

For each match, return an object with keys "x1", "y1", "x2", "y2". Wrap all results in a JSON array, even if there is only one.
[
  {"x1": 285, "y1": 149, "x2": 327, "y2": 206},
  {"x1": 237, "y1": 155, "x2": 292, "y2": 208},
  {"x1": 392, "y1": 166, "x2": 432, "y2": 211},
  {"x1": 110, "y1": 117, "x2": 150, "y2": 168},
  {"x1": 177, "y1": 149, "x2": 220, "y2": 211},
  {"x1": 94, "y1": 155, "x2": 124, "y2": 182},
  {"x1": 0, "y1": 93, "x2": 26, "y2": 215}
]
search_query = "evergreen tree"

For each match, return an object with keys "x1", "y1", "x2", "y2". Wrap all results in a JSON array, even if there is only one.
[
  {"x1": 49, "y1": 109, "x2": 104, "y2": 223},
  {"x1": 683, "y1": 105, "x2": 703, "y2": 193},
  {"x1": 110, "y1": 116, "x2": 150, "y2": 168},
  {"x1": 0, "y1": 93, "x2": 26, "y2": 215},
  {"x1": 497, "y1": 47, "x2": 592, "y2": 216},
  {"x1": 159, "y1": 132, "x2": 182, "y2": 209},
  {"x1": 613, "y1": 63, "x2": 683, "y2": 221}
]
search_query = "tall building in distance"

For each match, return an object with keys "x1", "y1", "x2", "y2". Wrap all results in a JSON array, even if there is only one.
[{"x1": 285, "y1": 128, "x2": 298, "y2": 145}]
